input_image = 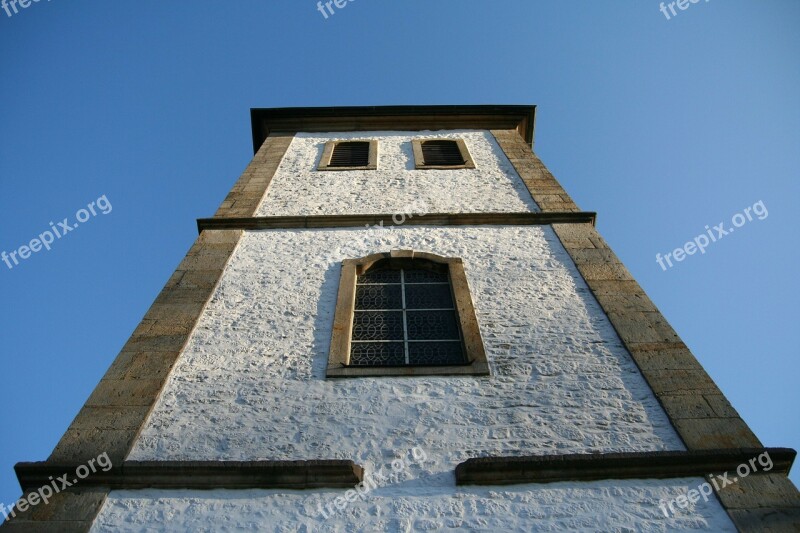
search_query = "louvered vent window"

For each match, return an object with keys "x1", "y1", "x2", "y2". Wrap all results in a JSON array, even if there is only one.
[
  {"x1": 329, "y1": 141, "x2": 370, "y2": 167},
  {"x1": 350, "y1": 263, "x2": 466, "y2": 367},
  {"x1": 318, "y1": 140, "x2": 378, "y2": 170},
  {"x1": 421, "y1": 140, "x2": 465, "y2": 166},
  {"x1": 412, "y1": 138, "x2": 475, "y2": 169}
]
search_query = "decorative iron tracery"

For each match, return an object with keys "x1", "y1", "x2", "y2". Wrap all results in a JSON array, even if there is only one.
[{"x1": 350, "y1": 263, "x2": 466, "y2": 367}]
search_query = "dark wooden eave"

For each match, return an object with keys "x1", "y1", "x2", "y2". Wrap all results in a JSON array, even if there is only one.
[{"x1": 250, "y1": 105, "x2": 537, "y2": 154}]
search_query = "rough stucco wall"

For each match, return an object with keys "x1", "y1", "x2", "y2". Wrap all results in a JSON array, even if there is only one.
[
  {"x1": 91, "y1": 479, "x2": 736, "y2": 532},
  {"x1": 109, "y1": 224, "x2": 740, "y2": 530},
  {"x1": 129, "y1": 225, "x2": 683, "y2": 466},
  {"x1": 254, "y1": 130, "x2": 539, "y2": 216}
]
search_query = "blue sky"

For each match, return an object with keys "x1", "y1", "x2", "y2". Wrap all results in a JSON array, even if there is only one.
[{"x1": 1, "y1": 0, "x2": 798, "y2": 509}]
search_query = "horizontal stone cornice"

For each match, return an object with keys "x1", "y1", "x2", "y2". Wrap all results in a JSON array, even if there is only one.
[
  {"x1": 15, "y1": 460, "x2": 364, "y2": 492},
  {"x1": 197, "y1": 212, "x2": 597, "y2": 232},
  {"x1": 455, "y1": 448, "x2": 797, "y2": 486}
]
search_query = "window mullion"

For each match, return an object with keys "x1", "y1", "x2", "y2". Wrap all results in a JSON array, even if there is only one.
[{"x1": 400, "y1": 269, "x2": 409, "y2": 365}]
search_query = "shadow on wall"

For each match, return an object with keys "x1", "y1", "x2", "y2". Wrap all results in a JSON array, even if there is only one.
[
  {"x1": 311, "y1": 259, "x2": 341, "y2": 380},
  {"x1": 543, "y1": 229, "x2": 684, "y2": 452}
]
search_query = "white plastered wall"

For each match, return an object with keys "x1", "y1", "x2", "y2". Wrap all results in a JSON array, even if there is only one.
[
  {"x1": 130, "y1": 226, "x2": 684, "y2": 465},
  {"x1": 255, "y1": 130, "x2": 539, "y2": 216}
]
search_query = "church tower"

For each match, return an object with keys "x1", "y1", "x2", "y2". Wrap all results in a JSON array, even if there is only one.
[{"x1": 4, "y1": 105, "x2": 799, "y2": 531}]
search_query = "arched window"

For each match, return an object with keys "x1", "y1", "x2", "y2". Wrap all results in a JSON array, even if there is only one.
[{"x1": 327, "y1": 250, "x2": 489, "y2": 377}]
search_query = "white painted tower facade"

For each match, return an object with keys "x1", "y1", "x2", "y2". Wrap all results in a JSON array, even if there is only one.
[{"x1": 7, "y1": 106, "x2": 798, "y2": 532}]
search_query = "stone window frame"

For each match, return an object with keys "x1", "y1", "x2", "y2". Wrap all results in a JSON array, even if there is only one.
[
  {"x1": 317, "y1": 140, "x2": 378, "y2": 171},
  {"x1": 327, "y1": 250, "x2": 489, "y2": 378},
  {"x1": 411, "y1": 138, "x2": 476, "y2": 170}
]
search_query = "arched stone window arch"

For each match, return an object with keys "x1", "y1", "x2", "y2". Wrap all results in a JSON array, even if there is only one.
[{"x1": 327, "y1": 250, "x2": 489, "y2": 377}]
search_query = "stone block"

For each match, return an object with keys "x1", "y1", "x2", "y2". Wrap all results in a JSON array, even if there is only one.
[
  {"x1": 594, "y1": 293, "x2": 659, "y2": 315},
  {"x1": 102, "y1": 350, "x2": 139, "y2": 380},
  {"x1": 606, "y1": 313, "x2": 680, "y2": 344},
  {"x1": 198, "y1": 229, "x2": 242, "y2": 244},
  {"x1": 716, "y1": 473, "x2": 800, "y2": 510},
  {"x1": 49, "y1": 428, "x2": 137, "y2": 464},
  {"x1": 142, "y1": 319, "x2": 194, "y2": 337},
  {"x1": 121, "y1": 334, "x2": 187, "y2": 354},
  {"x1": 585, "y1": 280, "x2": 647, "y2": 295},
  {"x1": 65, "y1": 405, "x2": 151, "y2": 431},
  {"x1": 565, "y1": 248, "x2": 620, "y2": 265},
  {"x1": 575, "y1": 261, "x2": 634, "y2": 281},
  {"x1": 674, "y1": 417, "x2": 762, "y2": 449},
  {"x1": 627, "y1": 343, "x2": 705, "y2": 371},
  {"x1": 727, "y1": 508, "x2": 800, "y2": 532},
  {"x1": 186, "y1": 243, "x2": 238, "y2": 257},
  {"x1": 177, "y1": 253, "x2": 231, "y2": 272},
  {"x1": 643, "y1": 369, "x2": 719, "y2": 395},
  {"x1": 143, "y1": 302, "x2": 206, "y2": 324},
  {"x1": 5, "y1": 489, "x2": 107, "y2": 523},
  {"x1": 117, "y1": 351, "x2": 178, "y2": 380},
  {"x1": 659, "y1": 394, "x2": 717, "y2": 420},
  {"x1": 558, "y1": 238, "x2": 597, "y2": 250},
  {"x1": 163, "y1": 269, "x2": 186, "y2": 288},
  {"x1": 175, "y1": 269, "x2": 223, "y2": 289},
  {"x1": 85, "y1": 378, "x2": 165, "y2": 408},
  {"x1": 704, "y1": 394, "x2": 741, "y2": 418},
  {"x1": 153, "y1": 286, "x2": 214, "y2": 305}
]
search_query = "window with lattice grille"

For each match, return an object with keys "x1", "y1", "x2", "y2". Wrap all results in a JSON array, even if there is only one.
[
  {"x1": 327, "y1": 251, "x2": 489, "y2": 377},
  {"x1": 318, "y1": 140, "x2": 378, "y2": 170},
  {"x1": 351, "y1": 264, "x2": 465, "y2": 366},
  {"x1": 412, "y1": 138, "x2": 475, "y2": 169}
]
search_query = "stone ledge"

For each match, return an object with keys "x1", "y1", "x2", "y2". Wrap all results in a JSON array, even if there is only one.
[
  {"x1": 0, "y1": 522, "x2": 93, "y2": 532},
  {"x1": 454, "y1": 448, "x2": 796, "y2": 486},
  {"x1": 15, "y1": 460, "x2": 364, "y2": 491},
  {"x1": 327, "y1": 361, "x2": 491, "y2": 378}
]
